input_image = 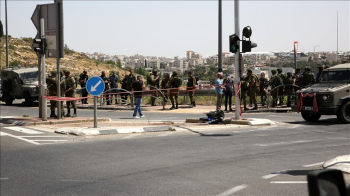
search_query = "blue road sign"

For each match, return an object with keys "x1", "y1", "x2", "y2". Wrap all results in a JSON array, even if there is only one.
[{"x1": 86, "y1": 76, "x2": 105, "y2": 96}]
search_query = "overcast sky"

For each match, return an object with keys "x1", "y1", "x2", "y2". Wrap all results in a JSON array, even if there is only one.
[{"x1": 1, "y1": 1, "x2": 349, "y2": 58}]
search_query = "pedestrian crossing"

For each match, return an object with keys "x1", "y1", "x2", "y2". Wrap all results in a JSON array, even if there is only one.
[{"x1": 0, "y1": 126, "x2": 74, "y2": 145}]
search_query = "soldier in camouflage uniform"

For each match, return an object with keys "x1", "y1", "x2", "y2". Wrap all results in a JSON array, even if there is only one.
[
  {"x1": 46, "y1": 70, "x2": 58, "y2": 118},
  {"x1": 108, "y1": 71, "x2": 119, "y2": 104},
  {"x1": 101, "y1": 71, "x2": 110, "y2": 105},
  {"x1": 63, "y1": 69, "x2": 77, "y2": 117},
  {"x1": 293, "y1": 68, "x2": 302, "y2": 90},
  {"x1": 187, "y1": 71, "x2": 196, "y2": 107},
  {"x1": 148, "y1": 70, "x2": 160, "y2": 106},
  {"x1": 168, "y1": 71, "x2": 180, "y2": 110},
  {"x1": 127, "y1": 69, "x2": 136, "y2": 105},
  {"x1": 268, "y1": 70, "x2": 283, "y2": 107},
  {"x1": 259, "y1": 72, "x2": 268, "y2": 106},
  {"x1": 79, "y1": 70, "x2": 89, "y2": 104},
  {"x1": 247, "y1": 69, "x2": 260, "y2": 110},
  {"x1": 277, "y1": 68, "x2": 286, "y2": 106},
  {"x1": 284, "y1": 72, "x2": 295, "y2": 107},
  {"x1": 302, "y1": 66, "x2": 316, "y2": 87},
  {"x1": 160, "y1": 73, "x2": 170, "y2": 105},
  {"x1": 240, "y1": 75, "x2": 249, "y2": 111}
]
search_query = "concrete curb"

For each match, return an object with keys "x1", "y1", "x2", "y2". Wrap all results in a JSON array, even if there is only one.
[
  {"x1": 55, "y1": 125, "x2": 174, "y2": 136},
  {"x1": 186, "y1": 118, "x2": 275, "y2": 126},
  {"x1": 0, "y1": 118, "x2": 111, "y2": 126},
  {"x1": 323, "y1": 155, "x2": 350, "y2": 174}
]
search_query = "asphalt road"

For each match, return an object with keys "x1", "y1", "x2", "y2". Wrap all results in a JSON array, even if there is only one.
[{"x1": 1, "y1": 100, "x2": 349, "y2": 195}]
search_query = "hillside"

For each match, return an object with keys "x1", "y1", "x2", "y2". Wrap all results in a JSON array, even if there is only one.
[{"x1": 0, "y1": 37, "x2": 127, "y2": 77}]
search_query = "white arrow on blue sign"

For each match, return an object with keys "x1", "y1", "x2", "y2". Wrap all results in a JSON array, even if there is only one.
[{"x1": 86, "y1": 76, "x2": 105, "y2": 96}]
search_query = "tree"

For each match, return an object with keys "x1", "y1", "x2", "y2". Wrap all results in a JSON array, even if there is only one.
[
  {"x1": 116, "y1": 59, "x2": 122, "y2": 68},
  {"x1": 106, "y1": 60, "x2": 115, "y2": 65},
  {"x1": 0, "y1": 20, "x2": 4, "y2": 37},
  {"x1": 160, "y1": 62, "x2": 166, "y2": 69}
]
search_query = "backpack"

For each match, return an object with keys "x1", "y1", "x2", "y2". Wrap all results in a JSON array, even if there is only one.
[{"x1": 174, "y1": 77, "x2": 182, "y2": 88}]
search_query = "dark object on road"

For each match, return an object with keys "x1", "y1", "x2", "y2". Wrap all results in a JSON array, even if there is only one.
[
  {"x1": 204, "y1": 110, "x2": 225, "y2": 124},
  {"x1": 307, "y1": 169, "x2": 349, "y2": 196}
]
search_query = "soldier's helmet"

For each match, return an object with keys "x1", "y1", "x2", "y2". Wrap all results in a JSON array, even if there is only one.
[
  {"x1": 172, "y1": 71, "x2": 178, "y2": 76},
  {"x1": 277, "y1": 68, "x2": 282, "y2": 73},
  {"x1": 305, "y1": 66, "x2": 311, "y2": 71},
  {"x1": 51, "y1": 70, "x2": 57, "y2": 75},
  {"x1": 287, "y1": 72, "x2": 292, "y2": 77},
  {"x1": 63, "y1": 69, "x2": 70, "y2": 73},
  {"x1": 112, "y1": 71, "x2": 116, "y2": 75},
  {"x1": 296, "y1": 68, "x2": 301, "y2": 70},
  {"x1": 271, "y1": 69, "x2": 277, "y2": 74},
  {"x1": 83, "y1": 70, "x2": 87, "y2": 73}
]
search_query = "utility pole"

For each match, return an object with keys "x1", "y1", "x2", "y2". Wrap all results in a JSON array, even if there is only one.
[
  {"x1": 336, "y1": 11, "x2": 338, "y2": 63},
  {"x1": 5, "y1": 0, "x2": 9, "y2": 68},
  {"x1": 234, "y1": 0, "x2": 241, "y2": 120},
  {"x1": 218, "y1": 0, "x2": 222, "y2": 73}
]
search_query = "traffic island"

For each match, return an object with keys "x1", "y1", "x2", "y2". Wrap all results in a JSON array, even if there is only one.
[{"x1": 185, "y1": 118, "x2": 275, "y2": 126}]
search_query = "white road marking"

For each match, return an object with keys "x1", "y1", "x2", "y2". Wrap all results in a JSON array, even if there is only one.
[
  {"x1": 254, "y1": 140, "x2": 315, "y2": 147},
  {"x1": 20, "y1": 136, "x2": 68, "y2": 138},
  {"x1": 61, "y1": 179, "x2": 95, "y2": 182},
  {"x1": 1, "y1": 132, "x2": 40, "y2": 145},
  {"x1": 32, "y1": 140, "x2": 69, "y2": 142},
  {"x1": 0, "y1": 132, "x2": 9, "y2": 136},
  {"x1": 216, "y1": 184, "x2": 248, "y2": 196},
  {"x1": 303, "y1": 162, "x2": 324, "y2": 167},
  {"x1": 5, "y1": 127, "x2": 43, "y2": 134},
  {"x1": 0, "y1": 178, "x2": 9, "y2": 180},
  {"x1": 270, "y1": 181, "x2": 307, "y2": 184}
]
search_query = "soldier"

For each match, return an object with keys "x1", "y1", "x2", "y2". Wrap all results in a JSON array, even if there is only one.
[
  {"x1": 168, "y1": 71, "x2": 180, "y2": 110},
  {"x1": 127, "y1": 69, "x2": 136, "y2": 105},
  {"x1": 121, "y1": 74, "x2": 129, "y2": 104},
  {"x1": 247, "y1": 69, "x2": 260, "y2": 110},
  {"x1": 302, "y1": 66, "x2": 316, "y2": 87},
  {"x1": 284, "y1": 72, "x2": 295, "y2": 107},
  {"x1": 63, "y1": 69, "x2": 77, "y2": 117},
  {"x1": 240, "y1": 75, "x2": 249, "y2": 111},
  {"x1": 187, "y1": 71, "x2": 196, "y2": 107},
  {"x1": 268, "y1": 69, "x2": 283, "y2": 107},
  {"x1": 148, "y1": 70, "x2": 160, "y2": 106},
  {"x1": 46, "y1": 70, "x2": 58, "y2": 118},
  {"x1": 79, "y1": 70, "x2": 89, "y2": 104},
  {"x1": 160, "y1": 73, "x2": 170, "y2": 104},
  {"x1": 109, "y1": 71, "x2": 119, "y2": 104},
  {"x1": 277, "y1": 68, "x2": 286, "y2": 106},
  {"x1": 100, "y1": 71, "x2": 110, "y2": 105},
  {"x1": 259, "y1": 72, "x2": 269, "y2": 106}
]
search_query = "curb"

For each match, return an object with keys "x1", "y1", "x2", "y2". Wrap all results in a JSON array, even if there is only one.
[
  {"x1": 323, "y1": 155, "x2": 350, "y2": 174},
  {"x1": 55, "y1": 125, "x2": 174, "y2": 136},
  {"x1": 185, "y1": 118, "x2": 275, "y2": 126},
  {"x1": 0, "y1": 118, "x2": 111, "y2": 126}
]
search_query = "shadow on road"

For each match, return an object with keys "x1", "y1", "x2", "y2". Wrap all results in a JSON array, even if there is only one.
[
  {"x1": 285, "y1": 119, "x2": 341, "y2": 126},
  {"x1": 175, "y1": 125, "x2": 232, "y2": 137}
]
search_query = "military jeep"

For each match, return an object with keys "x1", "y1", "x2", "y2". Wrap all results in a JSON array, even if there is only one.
[
  {"x1": 292, "y1": 63, "x2": 350, "y2": 124},
  {"x1": 1, "y1": 67, "x2": 39, "y2": 106}
]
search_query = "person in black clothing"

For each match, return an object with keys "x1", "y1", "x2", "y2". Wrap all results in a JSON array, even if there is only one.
[
  {"x1": 132, "y1": 75, "x2": 145, "y2": 118},
  {"x1": 108, "y1": 71, "x2": 119, "y2": 104},
  {"x1": 223, "y1": 73, "x2": 234, "y2": 111},
  {"x1": 121, "y1": 75, "x2": 129, "y2": 104},
  {"x1": 79, "y1": 70, "x2": 89, "y2": 104},
  {"x1": 100, "y1": 71, "x2": 111, "y2": 105}
]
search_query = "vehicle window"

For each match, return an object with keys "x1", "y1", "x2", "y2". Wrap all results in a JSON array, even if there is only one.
[
  {"x1": 320, "y1": 70, "x2": 350, "y2": 82},
  {"x1": 20, "y1": 71, "x2": 39, "y2": 83}
]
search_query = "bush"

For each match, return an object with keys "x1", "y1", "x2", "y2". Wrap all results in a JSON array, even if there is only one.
[
  {"x1": 9, "y1": 45, "x2": 15, "y2": 50},
  {"x1": 9, "y1": 60, "x2": 22, "y2": 67}
]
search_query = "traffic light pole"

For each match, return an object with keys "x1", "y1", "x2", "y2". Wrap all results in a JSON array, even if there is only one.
[
  {"x1": 218, "y1": 0, "x2": 222, "y2": 73},
  {"x1": 40, "y1": 18, "x2": 47, "y2": 121},
  {"x1": 234, "y1": 0, "x2": 241, "y2": 120}
]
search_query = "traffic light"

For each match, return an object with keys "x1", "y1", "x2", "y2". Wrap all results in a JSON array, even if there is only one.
[
  {"x1": 33, "y1": 38, "x2": 46, "y2": 54},
  {"x1": 241, "y1": 26, "x2": 257, "y2": 53},
  {"x1": 229, "y1": 34, "x2": 240, "y2": 53}
]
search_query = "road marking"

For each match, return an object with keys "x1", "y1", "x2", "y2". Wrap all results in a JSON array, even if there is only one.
[
  {"x1": 270, "y1": 181, "x2": 307, "y2": 184},
  {"x1": 20, "y1": 136, "x2": 68, "y2": 138},
  {"x1": 254, "y1": 140, "x2": 315, "y2": 147},
  {"x1": 32, "y1": 140, "x2": 69, "y2": 142},
  {"x1": 303, "y1": 162, "x2": 324, "y2": 167},
  {"x1": 61, "y1": 179, "x2": 95, "y2": 182},
  {"x1": 216, "y1": 184, "x2": 248, "y2": 196},
  {"x1": 5, "y1": 127, "x2": 43, "y2": 134},
  {"x1": 1, "y1": 132, "x2": 40, "y2": 145},
  {"x1": 0, "y1": 178, "x2": 9, "y2": 180},
  {"x1": 0, "y1": 132, "x2": 9, "y2": 136}
]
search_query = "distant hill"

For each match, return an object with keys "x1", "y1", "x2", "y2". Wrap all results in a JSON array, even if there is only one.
[{"x1": 0, "y1": 37, "x2": 127, "y2": 78}]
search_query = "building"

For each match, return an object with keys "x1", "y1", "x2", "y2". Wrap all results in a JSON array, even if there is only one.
[
  {"x1": 174, "y1": 60, "x2": 183, "y2": 69},
  {"x1": 149, "y1": 59, "x2": 160, "y2": 69}
]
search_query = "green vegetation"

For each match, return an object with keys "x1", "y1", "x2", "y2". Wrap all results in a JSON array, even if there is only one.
[
  {"x1": 64, "y1": 44, "x2": 74, "y2": 55},
  {"x1": 116, "y1": 59, "x2": 122, "y2": 68},
  {"x1": 22, "y1": 37, "x2": 33, "y2": 43},
  {"x1": 9, "y1": 60, "x2": 22, "y2": 67},
  {"x1": 23, "y1": 114, "x2": 29, "y2": 117},
  {"x1": 106, "y1": 60, "x2": 115, "y2": 65},
  {"x1": 160, "y1": 62, "x2": 166, "y2": 69},
  {"x1": 9, "y1": 45, "x2": 15, "y2": 50}
]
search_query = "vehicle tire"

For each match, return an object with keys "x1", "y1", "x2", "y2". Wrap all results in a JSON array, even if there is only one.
[
  {"x1": 4, "y1": 95, "x2": 13, "y2": 105},
  {"x1": 301, "y1": 111, "x2": 321, "y2": 122},
  {"x1": 336, "y1": 101, "x2": 350, "y2": 124},
  {"x1": 24, "y1": 93, "x2": 34, "y2": 106}
]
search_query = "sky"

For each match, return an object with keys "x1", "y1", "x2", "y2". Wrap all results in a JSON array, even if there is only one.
[{"x1": 0, "y1": 1, "x2": 349, "y2": 58}]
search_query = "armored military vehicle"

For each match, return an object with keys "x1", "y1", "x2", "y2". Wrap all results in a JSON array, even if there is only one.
[
  {"x1": 1, "y1": 67, "x2": 39, "y2": 106},
  {"x1": 292, "y1": 63, "x2": 350, "y2": 124}
]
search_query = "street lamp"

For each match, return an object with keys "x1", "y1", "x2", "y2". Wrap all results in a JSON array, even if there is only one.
[{"x1": 314, "y1": 45, "x2": 320, "y2": 53}]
